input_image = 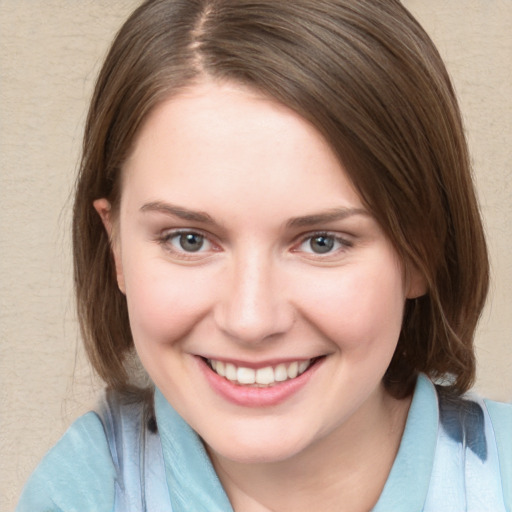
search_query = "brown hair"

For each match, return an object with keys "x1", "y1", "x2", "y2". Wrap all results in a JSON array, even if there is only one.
[{"x1": 73, "y1": 0, "x2": 489, "y2": 397}]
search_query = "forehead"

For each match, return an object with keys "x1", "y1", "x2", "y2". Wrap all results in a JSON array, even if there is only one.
[{"x1": 121, "y1": 80, "x2": 364, "y2": 220}]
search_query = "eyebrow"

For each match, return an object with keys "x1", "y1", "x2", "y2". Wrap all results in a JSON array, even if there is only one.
[
  {"x1": 286, "y1": 207, "x2": 369, "y2": 228},
  {"x1": 140, "y1": 201, "x2": 368, "y2": 228},
  {"x1": 140, "y1": 201, "x2": 217, "y2": 224}
]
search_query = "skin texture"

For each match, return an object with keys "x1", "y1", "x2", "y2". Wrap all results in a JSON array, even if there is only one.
[{"x1": 95, "y1": 80, "x2": 423, "y2": 511}]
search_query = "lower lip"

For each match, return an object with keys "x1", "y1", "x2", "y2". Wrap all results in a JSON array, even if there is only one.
[{"x1": 197, "y1": 357, "x2": 323, "y2": 407}]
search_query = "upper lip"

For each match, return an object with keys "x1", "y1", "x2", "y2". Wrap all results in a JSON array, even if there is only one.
[{"x1": 198, "y1": 355, "x2": 324, "y2": 369}]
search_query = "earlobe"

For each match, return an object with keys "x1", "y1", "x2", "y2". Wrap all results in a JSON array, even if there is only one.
[{"x1": 93, "y1": 198, "x2": 126, "y2": 294}]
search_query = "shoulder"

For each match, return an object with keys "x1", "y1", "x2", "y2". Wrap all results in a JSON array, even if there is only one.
[
  {"x1": 484, "y1": 396, "x2": 512, "y2": 428},
  {"x1": 435, "y1": 387, "x2": 512, "y2": 509},
  {"x1": 437, "y1": 387, "x2": 512, "y2": 464},
  {"x1": 16, "y1": 411, "x2": 116, "y2": 512},
  {"x1": 484, "y1": 397, "x2": 512, "y2": 506}
]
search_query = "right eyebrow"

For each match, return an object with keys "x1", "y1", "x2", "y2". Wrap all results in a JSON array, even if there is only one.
[{"x1": 140, "y1": 201, "x2": 217, "y2": 225}]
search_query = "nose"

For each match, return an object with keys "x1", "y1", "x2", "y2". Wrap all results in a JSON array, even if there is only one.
[{"x1": 213, "y1": 251, "x2": 294, "y2": 345}]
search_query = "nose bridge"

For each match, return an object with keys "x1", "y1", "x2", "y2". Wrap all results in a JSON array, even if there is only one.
[{"x1": 215, "y1": 247, "x2": 292, "y2": 343}]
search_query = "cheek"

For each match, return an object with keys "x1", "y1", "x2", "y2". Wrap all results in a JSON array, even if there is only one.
[
  {"x1": 296, "y1": 259, "x2": 406, "y2": 352},
  {"x1": 122, "y1": 253, "x2": 214, "y2": 346}
]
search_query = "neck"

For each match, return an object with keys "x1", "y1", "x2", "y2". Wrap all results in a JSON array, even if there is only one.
[{"x1": 208, "y1": 386, "x2": 412, "y2": 512}]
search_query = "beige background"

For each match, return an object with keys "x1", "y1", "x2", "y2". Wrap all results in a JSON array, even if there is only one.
[{"x1": 1, "y1": 1, "x2": 511, "y2": 510}]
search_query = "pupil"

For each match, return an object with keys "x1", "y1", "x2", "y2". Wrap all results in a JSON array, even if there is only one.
[
  {"x1": 311, "y1": 235, "x2": 334, "y2": 254},
  {"x1": 179, "y1": 233, "x2": 204, "y2": 252}
]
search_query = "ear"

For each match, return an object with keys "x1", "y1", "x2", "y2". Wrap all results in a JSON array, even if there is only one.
[
  {"x1": 93, "y1": 198, "x2": 126, "y2": 294},
  {"x1": 405, "y1": 264, "x2": 427, "y2": 299}
]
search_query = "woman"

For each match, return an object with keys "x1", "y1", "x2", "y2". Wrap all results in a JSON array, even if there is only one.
[{"x1": 17, "y1": 1, "x2": 511, "y2": 510}]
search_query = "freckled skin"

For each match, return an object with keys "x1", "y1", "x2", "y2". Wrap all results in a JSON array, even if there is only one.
[{"x1": 95, "y1": 80, "x2": 422, "y2": 509}]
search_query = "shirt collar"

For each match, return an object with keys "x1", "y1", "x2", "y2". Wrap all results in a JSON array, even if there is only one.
[
  {"x1": 372, "y1": 374, "x2": 438, "y2": 511},
  {"x1": 154, "y1": 389, "x2": 234, "y2": 512}
]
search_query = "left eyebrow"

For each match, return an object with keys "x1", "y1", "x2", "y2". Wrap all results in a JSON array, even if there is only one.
[{"x1": 286, "y1": 207, "x2": 369, "y2": 229}]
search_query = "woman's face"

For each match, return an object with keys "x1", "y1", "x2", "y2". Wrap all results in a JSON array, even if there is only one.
[{"x1": 96, "y1": 81, "x2": 422, "y2": 464}]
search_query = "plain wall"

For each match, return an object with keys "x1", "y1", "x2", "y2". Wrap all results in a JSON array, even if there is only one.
[{"x1": 1, "y1": 1, "x2": 510, "y2": 510}]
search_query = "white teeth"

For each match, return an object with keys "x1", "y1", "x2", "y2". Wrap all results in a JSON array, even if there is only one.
[
  {"x1": 298, "y1": 361, "x2": 309, "y2": 374},
  {"x1": 216, "y1": 360, "x2": 226, "y2": 377},
  {"x1": 237, "y1": 367, "x2": 256, "y2": 384},
  {"x1": 255, "y1": 366, "x2": 275, "y2": 385},
  {"x1": 274, "y1": 364, "x2": 288, "y2": 382},
  {"x1": 208, "y1": 358, "x2": 314, "y2": 386},
  {"x1": 225, "y1": 363, "x2": 237, "y2": 381},
  {"x1": 287, "y1": 362, "x2": 298, "y2": 379}
]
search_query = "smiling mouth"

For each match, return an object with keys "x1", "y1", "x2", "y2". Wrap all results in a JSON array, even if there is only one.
[{"x1": 204, "y1": 357, "x2": 322, "y2": 387}]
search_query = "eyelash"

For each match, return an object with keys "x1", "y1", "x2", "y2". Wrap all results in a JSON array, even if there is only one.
[{"x1": 157, "y1": 229, "x2": 353, "y2": 260}]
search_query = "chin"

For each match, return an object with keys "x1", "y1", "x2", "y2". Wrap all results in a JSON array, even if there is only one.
[{"x1": 204, "y1": 425, "x2": 315, "y2": 465}]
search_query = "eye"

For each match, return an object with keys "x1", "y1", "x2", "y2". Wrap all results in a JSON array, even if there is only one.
[
  {"x1": 173, "y1": 232, "x2": 206, "y2": 252},
  {"x1": 297, "y1": 232, "x2": 351, "y2": 255},
  {"x1": 307, "y1": 234, "x2": 336, "y2": 254},
  {"x1": 161, "y1": 230, "x2": 214, "y2": 255}
]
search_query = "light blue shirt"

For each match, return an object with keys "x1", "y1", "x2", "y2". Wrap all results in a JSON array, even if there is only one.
[{"x1": 17, "y1": 375, "x2": 512, "y2": 511}]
